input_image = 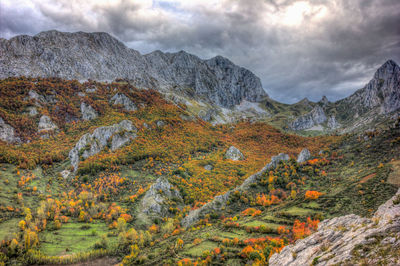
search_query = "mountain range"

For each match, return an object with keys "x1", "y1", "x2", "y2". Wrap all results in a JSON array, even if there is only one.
[
  {"x1": 0, "y1": 30, "x2": 399, "y2": 265},
  {"x1": 1, "y1": 30, "x2": 398, "y2": 134}
]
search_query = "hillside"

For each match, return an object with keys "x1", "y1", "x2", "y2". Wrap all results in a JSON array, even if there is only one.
[{"x1": 0, "y1": 77, "x2": 399, "y2": 265}]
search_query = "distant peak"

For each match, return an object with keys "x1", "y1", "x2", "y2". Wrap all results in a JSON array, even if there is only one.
[
  {"x1": 300, "y1": 97, "x2": 310, "y2": 103},
  {"x1": 374, "y1": 59, "x2": 400, "y2": 79},
  {"x1": 320, "y1": 95, "x2": 329, "y2": 104},
  {"x1": 382, "y1": 59, "x2": 398, "y2": 67}
]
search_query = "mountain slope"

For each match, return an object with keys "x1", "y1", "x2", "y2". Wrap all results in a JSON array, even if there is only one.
[
  {"x1": 0, "y1": 30, "x2": 267, "y2": 108},
  {"x1": 278, "y1": 60, "x2": 400, "y2": 134}
]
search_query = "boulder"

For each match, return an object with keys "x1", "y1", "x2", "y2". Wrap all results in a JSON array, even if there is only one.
[
  {"x1": 80, "y1": 102, "x2": 98, "y2": 121},
  {"x1": 269, "y1": 188, "x2": 400, "y2": 266},
  {"x1": 28, "y1": 90, "x2": 46, "y2": 105},
  {"x1": 60, "y1": 170, "x2": 71, "y2": 179},
  {"x1": 225, "y1": 146, "x2": 244, "y2": 161},
  {"x1": 141, "y1": 177, "x2": 183, "y2": 217},
  {"x1": 38, "y1": 115, "x2": 58, "y2": 132},
  {"x1": 85, "y1": 87, "x2": 97, "y2": 93},
  {"x1": 110, "y1": 93, "x2": 137, "y2": 111},
  {"x1": 297, "y1": 148, "x2": 311, "y2": 163},
  {"x1": 204, "y1": 165, "x2": 213, "y2": 171},
  {"x1": 27, "y1": 106, "x2": 38, "y2": 116},
  {"x1": 0, "y1": 117, "x2": 20, "y2": 143},
  {"x1": 68, "y1": 120, "x2": 137, "y2": 171},
  {"x1": 156, "y1": 120, "x2": 166, "y2": 127}
]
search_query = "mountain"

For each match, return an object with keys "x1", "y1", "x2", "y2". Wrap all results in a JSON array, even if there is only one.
[
  {"x1": 280, "y1": 60, "x2": 400, "y2": 134},
  {"x1": 336, "y1": 59, "x2": 400, "y2": 118},
  {"x1": 0, "y1": 30, "x2": 267, "y2": 108}
]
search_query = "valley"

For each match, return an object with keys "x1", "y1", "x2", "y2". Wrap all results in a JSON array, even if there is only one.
[{"x1": 0, "y1": 31, "x2": 399, "y2": 265}]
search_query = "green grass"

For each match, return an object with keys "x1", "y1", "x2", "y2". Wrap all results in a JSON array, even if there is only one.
[
  {"x1": 183, "y1": 240, "x2": 219, "y2": 256},
  {"x1": 281, "y1": 206, "x2": 317, "y2": 216},
  {"x1": 39, "y1": 221, "x2": 116, "y2": 256},
  {"x1": 301, "y1": 202, "x2": 321, "y2": 209},
  {"x1": 0, "y1": 218, "x2": 20, "y2": 241},
  {"x1": 215, "y1": 230, "x2": 247, "y2": 240},
  {"x1": 240, "y1": 220, "x2": 282, "y2": 229}
]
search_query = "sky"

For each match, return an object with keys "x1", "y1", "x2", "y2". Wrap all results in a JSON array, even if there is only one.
[{"x1": 1, "y1": 0, "x2": 399, "y2": 103}]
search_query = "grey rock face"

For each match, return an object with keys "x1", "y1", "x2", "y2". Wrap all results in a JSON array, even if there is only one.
[
  {"x1": 337, "y1": 60, "x2": 400, "y2": 115},
  {"x1": 319, "y1": 95, "x2": 329, "y2": 106},
  {"x1": 110, "y1": 93, "x2": 137, "y2": 111},
  {"x1": 225, "y1": 146, "x2": 244, "y2": 161},
  {"x1": 297, "y1": 148, "x2": 311, "y2": 163},
  {"x1": 327, "y1": 115, "x2": 340, "y2": 129},
  {"x1": 181, "y1": 153, "x2": 289, "y2": 228},
  {"x1": 80, "y1": 102, "x2": 98, "y2": 120},
  {"x1": 68, "y1": 120, "x2": 137, "y2": 171},
  {"x1": 0, "y1": 117, "x2": 20, "y2": 143},
  {"x1": 0, "y1": 30, "x2": 268, "y2": 108},
  {"x1": 291, "y1": 105, "x2": 327, "y2": 131},
  {"x1": 38, "y1": 115, "x2": 58, "y2": 132},
  {"x1": 141, "y1": 177, "x2": 183, "y2": 217},
  {"x1": 269, "y1": 188, "x2": 400, "y2": 266}
]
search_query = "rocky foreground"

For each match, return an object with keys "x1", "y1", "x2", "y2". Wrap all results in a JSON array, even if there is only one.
[{"x1": 269, "y1": 188, "x2": 400, "y2": 265}]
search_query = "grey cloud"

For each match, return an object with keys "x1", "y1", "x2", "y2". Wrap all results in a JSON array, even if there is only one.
[{"x1": 0, "y1": 0, "x2": 399, "y2": 103}]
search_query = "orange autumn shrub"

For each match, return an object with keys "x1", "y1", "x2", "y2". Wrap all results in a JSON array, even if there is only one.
[
  {"x1": 241, "y1": 208, "x2": 262, "y2": 217},
  {"x1": 305, "y1": 190, "x2": 323, "y2": 200},
  {"x1": 292, "y1": 217, "x2": 320, "y2": 240}
]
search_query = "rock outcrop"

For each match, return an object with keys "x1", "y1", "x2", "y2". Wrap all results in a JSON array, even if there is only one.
[
  {"x1": 38, "y1": 115, "x2": 58, "y2": 132},
  {"x1": 109, "y1": 93, "x2": 137, "y2": 112},
  {"x1": 337, "y1": 60, "x2": 400, "y2": 115},
  {"x1": 291, "y1": 105, "x2": 327, "y2": 131},
  {"x1": 297, "y1": 148, "x2": 311, "y2": 163},
  {"x1": 28, "y1": 90, "x2": 46, "y2": 106},
  {"x1": 0, "y1": 30, "x2": 268, "y2": 108},
  {"x1": 80, "y1": 102, "x2": 98, "y2": 121},
  {"x1": 319, "y1": 96, "x2": 329, "y2": 106},
  {"x1": 225, "y1": 146, "x2": 244, "y2": 161},
  {"x1": 269, "y1": 188, "x2": 400, "y2": 266},
  {"x1": 327, "y1": 115, "x2": 340, "y2": 129},
  {"x1": 27, "y1": 106, "x2": 38, "y2": 116},
  {"x1": 68, "y1": 120, "x2": 137, "y2": 171},
  {"x1": 141, "y1": 177, "x2": 183, "y2": 217},
  {"x1": 181, "y1": 153, "x2": 290, "y2": 228},
  {"x1": 0, "y1": 117, "x2": 20, "y2": 143}
]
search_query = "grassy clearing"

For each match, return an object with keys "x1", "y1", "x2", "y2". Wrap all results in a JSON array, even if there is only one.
[
  {"x1": 183, "y1": 240, "x2": 219, "y2": 256},
  {"x1": 240, "y1": 220, "x2": 282, "y2": 229},
  {"x1": 280, "y1": 206, "x2": 317, "y2": 217},
  {"x1": 0, "y1": 218, "x2": 20, "y2": 241},
  {"x1": 39, "y1": 221, "x2": 116, "y2": 256}
]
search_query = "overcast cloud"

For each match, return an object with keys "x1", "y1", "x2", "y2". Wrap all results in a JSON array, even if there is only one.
[{"x1": 1, "y1": 0, "x2": 399, "y2": 103}]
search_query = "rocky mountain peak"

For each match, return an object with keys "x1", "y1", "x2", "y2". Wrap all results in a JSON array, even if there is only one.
[
  {"x1": 373, "y1": 59, "x2": 399, "y2": 80},
  {"x1": 319, "y1": 95, "x2": 329, "y2": 105},
  {"x1": 0, "y1": 30, "x2": 267, "y2": 108},
  {"x1": 336, "y1": 59, "x2": 400, "y2": 117}
]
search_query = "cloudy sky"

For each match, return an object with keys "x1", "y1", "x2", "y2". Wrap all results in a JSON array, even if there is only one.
[{"x1": 1, "y1": 0, "x2": 399, "y2": 103}]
